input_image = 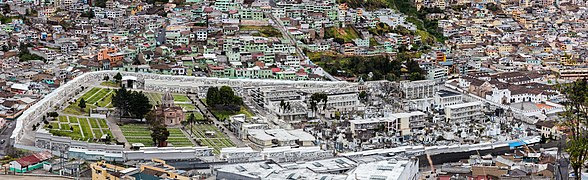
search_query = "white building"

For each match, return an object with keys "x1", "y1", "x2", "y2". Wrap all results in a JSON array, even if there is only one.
[
  {"x1": 434, "y1": 90, "x2": 463, "y2": 110},
  {"x1": 247, "y1": 129, "x2": 316, "y2": 148},
  {"x1": 399, "y1": 80, "x2": 438, "y2": 100},
  {"x1": 444, "y1": 101, "x2": 485, "y2": 123},
  {"x1": 219, "y1": 147, "x2": 264, "y2": 163},
  {"x1": 350, "y1": 111, "x2": 426, "y2": 141},
  {"x1": 346, "y1": 158, "x2": 419, "y2": 180}
]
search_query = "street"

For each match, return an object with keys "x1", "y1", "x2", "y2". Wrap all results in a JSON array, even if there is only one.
[
  {"x1": 266, "y1": 13, "x2": 339, "y2": 81},
  {"x1": 0, "y1": 121, "x2": 16, "y2": 156}
]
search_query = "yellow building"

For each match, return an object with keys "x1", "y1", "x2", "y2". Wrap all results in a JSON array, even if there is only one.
[
  {"x1": 91, "y1": 159, "x2": 189, "y2": 180},
  {"x1": 91, "y1": 161, "x2": 133, "y2": 180}
]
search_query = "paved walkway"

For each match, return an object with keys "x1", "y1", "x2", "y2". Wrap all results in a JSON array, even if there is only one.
[
  {"x1": 106, "y1": 115, "x2": 132, "y2": 150},
  {"x1": 188, "y1": 95, "x2": 246, "y2": 147},
  {"x1": 179, "y1": 126, "x2": 198, "y2": 146}
]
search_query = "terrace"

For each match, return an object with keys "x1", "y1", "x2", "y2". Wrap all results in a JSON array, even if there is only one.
[
  {"x1": 189, "y1": 124, "x2": 235, "y2": 154},
  {"x1": 120, "y1": 123, "x2": 193, "y2": 147},
  {"x1": 63, "y1": 87, "x2": 114, "y2": 115}
]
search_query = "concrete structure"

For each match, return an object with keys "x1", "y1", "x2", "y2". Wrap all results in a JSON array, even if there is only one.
[
  {"x1": 444, "y1": 101, "x2": 485, "y2": 123},
  {"x1": 399, "y1": 80, "x2": 438, "y2": 100},
  {"x1": 434, "y1": 90, "x2": 463, "y2": 111},
  {"x1": 123, "y1": 147, "x2": 214, "y2": 161},
  {"x1": 350, "y1": 111, "x2": 426, "y2": 141},
  {"x1": 346, "y1": 158, "x2": 419, "y2": 180},
  {"x1": 91, "y1": 159, "x2": 189, "y2": 180},
  {"x1": 247, "y1": 128, "x2": 315, "y2": 148}
]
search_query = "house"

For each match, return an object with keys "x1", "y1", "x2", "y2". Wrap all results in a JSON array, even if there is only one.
[
  {"x1": 10, "y1": 83, "x2": 29, "y2": 94},
  {"x1": 536, "y1": 121, "x2": 561, "y2": 139},
  {"x1": 9, "y1": 151, "x2": 53, "y2": 173}
]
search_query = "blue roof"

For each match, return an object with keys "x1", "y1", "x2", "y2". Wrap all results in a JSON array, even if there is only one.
[{"x1": 509, "y1": 141, "x2": 527, "y2": 148}]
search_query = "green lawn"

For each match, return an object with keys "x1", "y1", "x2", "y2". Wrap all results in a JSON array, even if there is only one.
[
  {"x1": 120, "y1": 124, "x2": 193, "y2": 147},
  {"x1": 78, "y1": 117, "x2": 93, "y2": 140},
  {"x1": 46, "y1": 116, "x2": 112, "y2": 142},
  {"x1": 178, "y1": 104, "x2": 196, "y2": 111},
  {"x1": 100, "y1": 81, "x2": 120, "y2": 87},
  {"x1": 190, "y1": 124, "x2": 235, "y2": 154},
  {"x1": 184, "y1": 112, "x2": 204, "y2": 121},
  {"x1": 69, "y1": 117, "x2": 79, "y2": 123},
  {"x1": 63, "y1": 87, "x2": 113, "y2": 115},
  {"x1": 146, "y1": 93, "x2": 163, "y2": 105},
  {"x1": 239, "y1": 25, "x2": 281, "y2": 37},
  {"x1": 172, "y1": 94, "x2": 191, "y2": 103},
  {"x1": 98, "y1": 118, "x2": 108, "y2": 128},
  {"x1": 89, "y1": 118, "x2": 100, "y2": 128},
  {"x1": 211, "y1": 106, "x2": 254, "y2": 120},
  {"x1": 325, "y1": 27, "x2": 360, "y2": 42},
  {"x1": 60, "y1": 123, "x2": 70, "y2": 131},
  {"x1": 59, "y1": 116, "x2": 68, "y2": 123},
  {"x1": 81, "y1": 88, "x2": 101, "y2": 100}
]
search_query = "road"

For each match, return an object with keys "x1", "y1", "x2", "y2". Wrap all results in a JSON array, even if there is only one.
[
  {"x1": 266, "y1": 13, "x2": 339, "y2": 81},
  {"x1": 188, "y1": 95, "x2": 247, "y2": 148},
  {"x1": 0, "y1": 121, "x2": 15, "y2": 156}
]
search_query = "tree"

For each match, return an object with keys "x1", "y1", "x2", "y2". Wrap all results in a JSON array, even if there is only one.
[
  {"x1": 309, "y1": 100, "x2": 318, "y2": 117},
  {"x1": 310, "y1": 93, "x2": 328, "y2": 116},
  {"x1": 47, "y1": 112, "x2": 59, "y2": 120},
  {"x1": 559, "y1": 79, "x2": 588, "y2": 180},
  {"x1": 219, "y1": 86, "x2": 235, "y2": 105},
  {"x1": 103, "y1": 75, "x2": 110, "y2": 81},
  {"x1": 359, "y1": 91, "x2": 367, "y2": 101},
  {"x1": 145, "y1": 111, "x2": 159, "y2": 126},
  {"x1": 128, "y1": 91, "x2": 152, "y2": 119},
  {"x1": 70, "y1": 126, "x2": 73, "y2": 131},
  {"x1": 113, "y1": 72, "x2": 122, "y2": 83},
  {"x1": 206, "y1": 86, "x2": 243, "y2": 112},
  {"x1": 113, "y1": 87, "x2": 130, "y2": 120},
  {"x1": 206, "y1": 87, "x2": 220, "y2": 106},
  {"x1": 93, "y1": 0, "x2": 107, "y2": 8},
  {"x1": 333, "y1": 37, "x2": 345, "y2": 44},
  {"x1": 280, "y1": 99, "x2": 286, "y2": 113},
  {"x1": 113, "y1": 88, "x2": 152, "y2": 119},
  {"x1": 78, "y1": 98, "x2": 87, "y2": 110},
  {"x1": 151, "y1": 125, "x2": 170, "y2": 147}
]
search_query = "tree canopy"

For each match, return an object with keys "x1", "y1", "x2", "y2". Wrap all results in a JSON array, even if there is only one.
[
  {"x1": 78, "y1": 98, "x2": 86, "y2": 110},
  {"x1": 113, "y1": 87, "x2": 152, "y2": 119},
  {"x1": 315, "y1": 55, "x2": 425, "y2": 81},
  {"x1": 559, "y1": 79, "x2": 588, "y2": 179},
  {"x1": 206, "y1": 86, "x2": 243, "y2": 112}
]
